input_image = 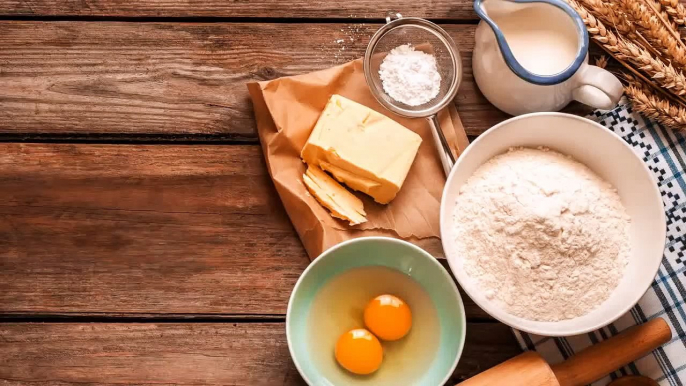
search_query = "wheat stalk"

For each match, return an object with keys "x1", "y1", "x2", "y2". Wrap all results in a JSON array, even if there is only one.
[
  {"x1": 580, "y1": 0, "x2": 633, "y2": 34},
  {"x1": 641, "y1": 0, "x2": 684, "y2": 42},
  {"x1": 625, "y1": 77, "x2": 686, "y2": 129},
  {"x1": 568, "y1": 0, "x2": 686, "y2": 130},
  {"x1": 567, "y1": 0, "x2": 686, "y2": 102},
  {"x1": 580, "y1": 0, "x2": 663, "y2": 58},
  {"x1": 615, "y1": 39, "x2": 686, "y2": 97},
  {"x1": 657, "y1": 0, "x2": 686, "y2": 25},
  {"x1": 617, "y1": 0, "x2": 686, "y2": 66},
  {"x1": 644, "y1": 0, "x2": 679, "y2": 30}
]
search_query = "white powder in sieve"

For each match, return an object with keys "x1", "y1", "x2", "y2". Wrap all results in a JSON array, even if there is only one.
[
  {"x1": 452, "y1": 147, "x2": 631, "y2": 321},
  {"x1": 379, "y1": 44, "x2": 441, "y2": 106}
]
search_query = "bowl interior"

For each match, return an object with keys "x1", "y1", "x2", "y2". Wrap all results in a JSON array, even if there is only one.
[
  {"x1": 287, "y1": 237, "x2": 466, "y2": 385},
  {"x1": 441, "y1": 113, "x2": 665, "y2": 336}
]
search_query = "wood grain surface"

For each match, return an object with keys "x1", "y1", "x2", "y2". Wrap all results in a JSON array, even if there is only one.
[
  {"x1": 0, "y1": 0, "x2": 476, "y2": 20},
  {"x1": 0, "y1": 143, "x2": 306, "y2": 315},
  {"x1": 0, "y1": 21, "x2": 510, "y2": 139},
  {"x1": 0, "y1": 4, "x2": 529, "y2": 382},
  {"x1": 0, "y1": 322, "x2": 521, "y2": 385},
  {"x1": 0, "y1": 143, "x2": 490, "y2": 319}
]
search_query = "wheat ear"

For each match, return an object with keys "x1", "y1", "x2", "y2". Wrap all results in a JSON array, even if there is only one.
[
  {"x1": 595, "y1": 55, "x2": 609, "y2": 69},
  {"x1": 617, "y1": 0, "x2": 686, "y2": 66},
  {"x1": 567, "y1": 0, "x2": 686, "y2": 101},
  {"x1": 643, "y1": 0, "x2": 680, "y2": 30},
  {"x1": 625, "y1": 77, "x2": 686, "y2": 129},
  {"x1": 579, "y1": 0, "x2": 662, "y2": 58},
  {"x1": 579, "y1": 0, "x2": 633, "y2": 34},
  {"x1": 657, "y1": 0, "x2": 686, "y2": 25}
]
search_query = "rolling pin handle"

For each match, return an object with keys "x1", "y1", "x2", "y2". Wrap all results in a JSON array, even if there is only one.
[
  {"x1": 551, "y1": 318, "x2": 672, "y2": 386},
  {"x1": 456, "y1": 351, "x2": 560, "y2": 386}
]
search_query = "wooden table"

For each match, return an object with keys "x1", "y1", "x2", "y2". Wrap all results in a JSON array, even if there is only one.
[{"x1": 0, "y1": 2, "x2": 556, "y2": 384}]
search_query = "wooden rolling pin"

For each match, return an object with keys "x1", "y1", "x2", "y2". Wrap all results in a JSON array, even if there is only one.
[{"x1": 459, "y1": 318, "x2": 671, "y2": 386}]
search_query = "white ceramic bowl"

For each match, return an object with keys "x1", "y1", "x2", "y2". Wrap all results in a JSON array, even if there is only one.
[{"x1": 440, "y1": 113, "x2": 665, "y2": 336}]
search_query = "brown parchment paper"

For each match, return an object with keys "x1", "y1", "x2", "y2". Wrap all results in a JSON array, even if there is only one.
[{"x1": 247, "y1": 58, "x2": 469, "y2": 259}]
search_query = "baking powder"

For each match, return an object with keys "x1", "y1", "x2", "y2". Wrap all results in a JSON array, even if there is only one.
[
  {"x1": 379, "y1": 44, "x2": 441, "y2": 106},
  {"x1": 452, "y1": 148, "x2": 631, "y2": 321}
]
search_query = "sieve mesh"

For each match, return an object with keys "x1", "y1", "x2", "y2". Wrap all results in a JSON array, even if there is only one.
[{"x1": 364, "y1": 18, "x2": 462, "y2": 118}]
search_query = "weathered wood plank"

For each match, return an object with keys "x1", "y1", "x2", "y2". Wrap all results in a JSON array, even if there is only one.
[
  {"x1": 0, "y1": 0, "x2": 477, "y2": 20},
  {"x1": 0, "y1": 323, "x2": 304, "y2": 385},
  {"x1": 0, "y1": 143, "x2": 491, "y2": 319},
  {"x1": 0, "y1": 322, "x2": 521, "y2": 385},
  {"x1": 0, "y1": 143, "x2": 308, "y2": 315},
  {"x1": 0, "y1": 21, "x2": 507, "y2": 139}
]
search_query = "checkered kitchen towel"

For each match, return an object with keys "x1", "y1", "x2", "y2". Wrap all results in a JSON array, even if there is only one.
[{"x1": 513, "y1": 100, "x2": 686, "y2": 385}]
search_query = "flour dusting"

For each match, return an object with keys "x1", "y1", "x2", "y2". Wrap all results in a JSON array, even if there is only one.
[
  {"x1": 379, "y1": 44, "x2": 441, "y2": 106},
  {"x1": 453, "y1": 147, "x2": 631, "y2": 321}
]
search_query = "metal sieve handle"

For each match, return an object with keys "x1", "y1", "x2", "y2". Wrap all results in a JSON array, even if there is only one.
[
  {"x1": 428, "y1": 114, "x2": 455, "y2": 176},
  {"x1": 385, "y1": 11, "x2": 402, "y2": 23}
]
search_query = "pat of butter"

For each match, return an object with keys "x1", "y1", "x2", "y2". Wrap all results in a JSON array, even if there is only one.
[
  {"x1": 303, "y1": 164, "x2": 367, "y2": 226},
  {"x1": 301, "y1": 95, "x2": 422, "y2": 204}
]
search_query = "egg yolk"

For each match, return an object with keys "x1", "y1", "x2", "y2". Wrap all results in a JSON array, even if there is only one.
[
  {"x1": 364, "y1": 294, "x2": 412, "y2": 341},
  {"x1": 334, "y1": 328, "x2": 383, "y2": 375}
]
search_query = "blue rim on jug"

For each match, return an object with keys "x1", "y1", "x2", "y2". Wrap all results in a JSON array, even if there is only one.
[{"x1": 473, "y1": 0, "x2": 589, "y2": 86}]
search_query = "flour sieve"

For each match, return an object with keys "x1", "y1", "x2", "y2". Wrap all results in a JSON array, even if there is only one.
[{"x1": 364, "y1": 13, "x2": 462, "y2": 176}]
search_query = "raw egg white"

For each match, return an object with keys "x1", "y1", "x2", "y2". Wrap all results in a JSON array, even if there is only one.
[{"x1": 307, "y1": 266, "x2": 439, "y2": 385}]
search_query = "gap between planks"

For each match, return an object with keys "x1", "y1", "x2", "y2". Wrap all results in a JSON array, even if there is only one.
[
  {"x1": 0, "y1": 313, "x2": 286, "y2": 323},
  {"x1": 0, "y1": 133, "x2": 260, "y2": 145},
  {"x1": 0, "y1": 134, "x2": 481, "y2": 144},
  {"x1": 0, "y1": 0, "x2": 480, "y2": 20},
  {"x1": 0, "y1": 15, "x2": 482, "y2": 24},
  {"x1": 0, "y1": 313, "x2": 499, "y2": 324}
]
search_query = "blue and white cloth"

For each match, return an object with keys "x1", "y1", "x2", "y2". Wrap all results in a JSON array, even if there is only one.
[{"x1": 514, "y1": 100, "x2": 686, "y2": 385}]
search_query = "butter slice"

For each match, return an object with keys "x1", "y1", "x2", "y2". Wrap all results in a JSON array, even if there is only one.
[
  {"x1": 301, "y1": 95, "x2": 422, "y2": 204},
  {"x1": 303, "y1": 164, "x2": 367, "y2": 226}
]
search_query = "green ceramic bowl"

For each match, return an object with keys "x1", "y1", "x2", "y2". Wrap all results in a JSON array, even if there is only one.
[{"x1": 286, "y1": 237, "x2": 466, "y2": 385}]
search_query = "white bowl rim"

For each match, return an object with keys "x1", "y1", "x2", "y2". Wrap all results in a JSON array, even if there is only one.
[
  {"x1": 440, "y1": 112, "x2": 666, "y2": 336},
  {"x1": 286, "y1": 236, "x2": 467, "y2": 385}
]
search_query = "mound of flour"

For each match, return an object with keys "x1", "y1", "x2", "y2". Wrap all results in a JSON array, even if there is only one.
[
  {"x1": 379, "y1": 44, "x2": 441, "y2": 106},
  {"x1": 453, "y1": 147, "x2": 631, "y2": 321}
]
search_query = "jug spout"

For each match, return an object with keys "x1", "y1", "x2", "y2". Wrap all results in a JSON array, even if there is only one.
[{"x1": 475, "y1": 0, "x2": 536, "y2": 19}]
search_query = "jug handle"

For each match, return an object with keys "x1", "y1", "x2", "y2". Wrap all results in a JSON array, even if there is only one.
[{"x1": 572, "y1": 65, "x2": 624, "y2": 110}]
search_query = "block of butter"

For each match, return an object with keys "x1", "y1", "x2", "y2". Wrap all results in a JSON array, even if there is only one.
[
  {"x1": 301, "y1": 95, "x2": 422, "y2": 204},
  {"x1": 303, "y1": 164, "x2": 367, "y2": 225}
]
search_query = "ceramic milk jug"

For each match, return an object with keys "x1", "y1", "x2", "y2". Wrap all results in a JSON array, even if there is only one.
[{"x1": 473, "y1": 0, "x2": 623, "y2": 116}]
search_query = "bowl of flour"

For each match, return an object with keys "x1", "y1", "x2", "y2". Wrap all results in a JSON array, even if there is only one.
[{"x1": 440, "y1": 113, "x2": 665, "y2": 336}]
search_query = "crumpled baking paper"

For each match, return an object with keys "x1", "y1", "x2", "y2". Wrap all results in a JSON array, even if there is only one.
[{"x1": 247, "y1": 58, "x2": 469, "y2": 259}]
